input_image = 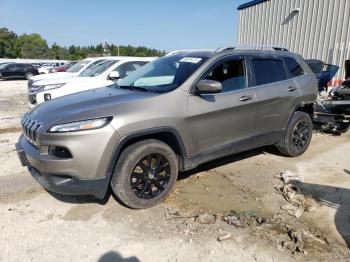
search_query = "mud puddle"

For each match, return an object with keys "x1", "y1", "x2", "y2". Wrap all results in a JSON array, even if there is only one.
[
  {"x1": 0, "y1": 127, "x2": 21, "y2": 134},
  {"x1": 167, "y1": 171, "x2": 268, "y2": 216}
]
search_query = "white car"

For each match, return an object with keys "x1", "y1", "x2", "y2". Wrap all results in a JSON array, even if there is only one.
[
  {"x1": 28, "y1": 56, "x2": 154, "y2": 108},
  {"x1": 29, "y1": 57, "x2": 106, "y2": 83}
]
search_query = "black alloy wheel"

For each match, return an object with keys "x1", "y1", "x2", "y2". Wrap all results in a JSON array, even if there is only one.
[
  {"x1": 131, "y1": 153, "x2": 171, "y2": 199},
  {"x1": 292, "y1": 121, "x2": 311, "y2": 152}
]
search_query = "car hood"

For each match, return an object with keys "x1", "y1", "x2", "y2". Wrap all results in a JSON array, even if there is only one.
[
  {"x1": 30, "y1": 72, "x2": 76, "y2": 82},
  {"x1": 28, "y1": 86, "x2": 159, "y2": 127},
  {"x1": 33, "y1": 76, "x2": 94, "y2": 86}
]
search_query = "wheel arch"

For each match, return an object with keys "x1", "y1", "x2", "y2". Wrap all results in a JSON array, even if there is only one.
[
  {"x1": 105, "y1": 127, "x2": 188, "y2": 184},
  {"x1": 286, "y1": 102, "x2": 314, "y2": 126}
]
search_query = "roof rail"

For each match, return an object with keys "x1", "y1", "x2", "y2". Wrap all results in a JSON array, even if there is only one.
[
  {"x1": 215, "y1": 46, "x2": 235, "y2": 53},
  {"x1": 236, "y1": 45, "x2": 289, "y2": 51},
  {"x1": 165, "y1": 49, "x2": 214, "y2": 56},
  {"x1": 215, "y1": 45, "x2": 289, "y2": 53}
]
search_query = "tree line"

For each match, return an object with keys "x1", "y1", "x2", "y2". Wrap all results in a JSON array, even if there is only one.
[{"x1": 0, "y1": 27, "x2": 166, "y2": 60}]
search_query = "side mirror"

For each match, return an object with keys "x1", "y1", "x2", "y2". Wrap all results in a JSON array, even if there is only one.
[
  {"x1": 108, "y1": 71, "x2": 120, "y2": 80},
  {"x1": 195, "y1": 79, "x2": 222, "y2": 94}
]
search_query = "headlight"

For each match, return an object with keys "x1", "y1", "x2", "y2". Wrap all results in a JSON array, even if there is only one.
[
  {"x1": 43, "y1": 83, "x2": 65, "y2": 90},
  {"x1": 48, "y1": 117, "x2": 112, "y2": 133}
]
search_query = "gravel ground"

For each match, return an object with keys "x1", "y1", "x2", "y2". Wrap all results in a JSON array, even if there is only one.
[{"x1": 0, "y1": 80, "x2": 349, "y2": 262}]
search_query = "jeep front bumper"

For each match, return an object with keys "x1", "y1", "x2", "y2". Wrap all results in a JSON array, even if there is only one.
[{"x1": 15, "y1": 125, "x2": 120, "y2": 199}]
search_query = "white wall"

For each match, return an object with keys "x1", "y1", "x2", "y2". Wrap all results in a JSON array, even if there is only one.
[{"x1": 238, "y1": 0, "x2": 350, "y2": 80}]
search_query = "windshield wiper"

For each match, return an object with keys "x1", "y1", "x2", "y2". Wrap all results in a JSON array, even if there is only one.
[{"x1": 119, "y1": 86, "x2": 148, "y2": 92}]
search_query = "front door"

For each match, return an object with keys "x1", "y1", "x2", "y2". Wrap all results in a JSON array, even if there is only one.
[{"x1": 186, "y1": 56, "x2": 257, "y2": 161}]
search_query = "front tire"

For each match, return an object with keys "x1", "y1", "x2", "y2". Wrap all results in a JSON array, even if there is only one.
[
  {"x1": 111, "y1": 139, "x2": 178, "y2": 209},
  {"x1": 277, "y1": 111, "x2": 313, "y2": 157}
]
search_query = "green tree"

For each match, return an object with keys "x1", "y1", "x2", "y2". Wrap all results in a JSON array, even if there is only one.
[
  {"x1": 1, "y1": 27, "x2": 166, "y2": 60},
  {"x1": 50, "y1": 42, "x2": 61, "y2": 59},
  {"x1": 14, "y1": 33, "x2": 49, "y2": 58},
  {"x1": 0, "y1": 27, "x2": 18, "y2": 58}
]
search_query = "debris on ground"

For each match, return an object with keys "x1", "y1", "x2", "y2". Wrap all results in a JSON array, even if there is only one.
[
  {"x1": 197, "y1": 213, "x2": 216, "y2": 224},
  {"x1": 223, "y1": 213, "x2": 243, "y2": 227},
  {"x1": 275, "y1": 171, "x2": 320, "y2": 218},
  {"x1": 275, "y1": 170, "x2": 303, "y2": 183},
  {"x1": 218, "y1": 232, "x2": 232, "y2": 241},
  {"x1": 223, "y1": 211, "x2": 266, "y2": 228},
  {"x1": 276, "y1": 225, "x2": 329, "y2": 254}
]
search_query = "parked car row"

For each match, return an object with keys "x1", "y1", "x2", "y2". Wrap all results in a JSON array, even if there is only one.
[
  {"x1": 27, "y1": 56, "x2": 154, "y2": 108},
  {"x1": 37, "y1": 62, "x2": 67, "y2": 74},
  {"x1": 48, "y1": 61, "x2": 77, "y2": 73},
  {"x1": 0, "y1": 61, "x2": 77, "y2": 80},
  {"x1": 0, "y1": 62, "x2": 39, "y2": 80}
]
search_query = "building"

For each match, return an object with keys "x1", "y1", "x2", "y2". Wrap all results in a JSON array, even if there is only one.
[{"x1": 237, "y1": 0, "x2": 350, "y2": 81}]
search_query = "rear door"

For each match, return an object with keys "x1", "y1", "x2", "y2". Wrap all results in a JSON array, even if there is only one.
[
  {"x1": 14, "y1": 64, "x2": 26, "y2": 78},
  {"x1": 3, "y1": 64, "x2": 17, "y2": 78},
  {"x1": 249, "y1": 55, "x2": 302, "y2": 145},
  {"x1": 187, "y1": 55, "x2": 257, "y2": 158}
]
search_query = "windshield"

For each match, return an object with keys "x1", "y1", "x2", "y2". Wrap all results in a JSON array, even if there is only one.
[
  {"x1": 78, "y1": 60, "x2": 118, "y2": 77},
  {"x1": 118, "y1": 54, "x2": 208, "y2": 92},
  {"x1": 306, "y1": 60, "x2": 323, "y2": 74},
  {"x1": 67, "y1": 59, "x2": 90, "y2": 73}
]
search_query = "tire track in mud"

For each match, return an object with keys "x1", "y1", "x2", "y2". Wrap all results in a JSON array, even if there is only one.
[{"x1": 0, "y1": 127, "x2": 22, "y2": 134}]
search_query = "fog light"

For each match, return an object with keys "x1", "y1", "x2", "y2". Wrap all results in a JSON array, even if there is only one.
[
  {"x1": 44, "y1": 93, "x2": 51, "y2": 101},
  {"x1": 48, "y1": 146, "x2": 72, "y2": 158}
]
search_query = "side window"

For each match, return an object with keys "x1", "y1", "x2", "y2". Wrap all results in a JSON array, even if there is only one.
[
  {"x1": 14, "y1": 64, "x2": 24, "y2": 69},
  {"x1": 85, "y1": 60, "x2": 105, "y2": 70},
  {"x1": 204, "y1": 59, "x2": 246, "y2": 92},
  {"x1": 114, "y1": 62, "x2": 145, "y2": 78},
  {"x1": 252, "y1": 59, "x2": 286, "y2": 85},
  {"x1": 284, "y1": 57, "x2": 304, "y2": 78}
]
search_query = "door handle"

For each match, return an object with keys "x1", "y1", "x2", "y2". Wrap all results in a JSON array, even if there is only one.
[
  {"x1": 288, "y1": 86, "x2": 297, "y2": 92},
  {"x1": 238, "y1": 95, "x2": 253, "y2": 102}
]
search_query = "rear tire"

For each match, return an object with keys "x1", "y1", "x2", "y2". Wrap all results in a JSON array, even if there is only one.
[
  {"x1": 277, "y1": 111, "x2": 313, "y2": 157},
  {"x1": 111, "y1": 139, "x2": 178, "y2": 209},
  {"x1": 25, "y1": 72, "x2": 33, "y2": 79}
]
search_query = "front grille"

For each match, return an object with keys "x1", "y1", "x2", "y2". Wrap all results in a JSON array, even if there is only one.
[{"x1": 21, "y1": 115, "x2": 42, "y2": 146}]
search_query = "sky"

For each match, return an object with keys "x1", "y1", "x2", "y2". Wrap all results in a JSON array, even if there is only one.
[{"x1": 0, "y1": 0, "x2": 248, "y2": 51}]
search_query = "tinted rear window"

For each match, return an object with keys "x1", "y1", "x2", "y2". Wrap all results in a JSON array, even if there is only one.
[
  {"x1": 284, "y1": 57, "x2": 304, "y2": 77},
  {"x1": 252, "y1": 59, "x2": 286, "y2": 85}
]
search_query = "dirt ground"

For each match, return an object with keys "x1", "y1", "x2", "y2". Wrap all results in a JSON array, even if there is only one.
[{"x1": 0, "y1": 80, "x2": 350, "y2": 262}]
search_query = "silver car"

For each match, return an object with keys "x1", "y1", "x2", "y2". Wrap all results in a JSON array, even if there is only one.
[{"x1": 16, "y1": 47, "x2": 318, "y2": 209}]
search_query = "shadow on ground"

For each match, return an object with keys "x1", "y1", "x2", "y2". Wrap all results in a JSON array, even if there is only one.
[
  {"x1": 98, "y1": 251, "x2": 140, "y2": 262},
  {"x1": 47, "y1": 188, "x2": 112, "y2": 205},
  {"x1": 46, "y1": 146, "x2": 272, "y2": 204},
  {"x1": 295, "y1": 181, "x2": 350, "y2": 247},
  {"x1": 179, "y1": 146, "x2": 274, "y2": 180}
]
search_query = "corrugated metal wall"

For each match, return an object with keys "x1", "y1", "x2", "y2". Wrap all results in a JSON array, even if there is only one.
[{"x1": 238, "y1": 0, "x2": 350, "y2": 80}]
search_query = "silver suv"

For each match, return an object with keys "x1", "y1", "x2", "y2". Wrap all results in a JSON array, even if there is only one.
[{"x1": 16, "y1": 47, "x2": 318, "y2": 209}]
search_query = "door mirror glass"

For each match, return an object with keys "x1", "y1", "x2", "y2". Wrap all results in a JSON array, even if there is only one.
[
  {"x1": 195, "y1": 80, "x2": 222, "y2": 94},
  {"x1": 109, "y1": 71, "x2": 120, "y2": 80}
]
